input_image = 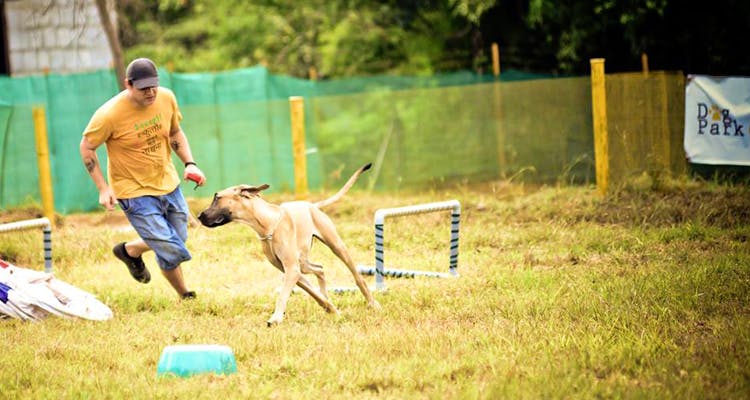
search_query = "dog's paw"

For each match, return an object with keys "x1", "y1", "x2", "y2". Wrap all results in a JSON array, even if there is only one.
[
  {"x1": 369, "y1": 300, "x2": 382, "y2": 311},
  {"x1": 266, "y1": 313, "x2": 284, "y2": 326},
  {"x1": 323, "y1": 303, "x2": 340, "y2": 314},
  {"x1": 266, "y1": 319, "x2": 280, "y2": 327}
]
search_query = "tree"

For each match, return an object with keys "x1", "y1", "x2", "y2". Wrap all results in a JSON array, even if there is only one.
[{"x1": 95, "y1": 0, "x2": 125, "y2": 89}]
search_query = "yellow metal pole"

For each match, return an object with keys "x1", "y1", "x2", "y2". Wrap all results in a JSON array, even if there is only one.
[
  {"x1": 491, "y1": 43, "x2": 500, "y2": 77},
  {"x1": 590, "y1": 58, "x2": 609, "y2": 196},
  {"x1": 641, "y1": 53, "x2": 649, "y2": 77},
  {"x1": 289, "y1": 96, "x2": 308, "y2": 199},
  {"x1": 32, "y1": 106, "x2": 55, "y2": 226}
]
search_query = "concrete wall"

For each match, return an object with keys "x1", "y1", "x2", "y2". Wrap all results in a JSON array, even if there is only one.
[{"x1": 5, "y1": 0, "x2": 115, "y2": 76}]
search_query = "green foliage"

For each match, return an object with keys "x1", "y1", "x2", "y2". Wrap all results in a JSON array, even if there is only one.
[
  {"x1": 118, "y1": 0, "x2": 491, "y2": 77},
  {"x1": 116, "y1": 1, "x2": 750, "y2": 77},
  {"x1": 449, "y1": 0, "x2": 497, "y2": 24}
]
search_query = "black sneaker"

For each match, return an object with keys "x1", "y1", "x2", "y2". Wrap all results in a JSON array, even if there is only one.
[
  {"x1": 112, "y1": 242, "x2": 151, "y2": 284},
  {"x1": 181, "y1": 291, "x2": 197, "y2": 300}
]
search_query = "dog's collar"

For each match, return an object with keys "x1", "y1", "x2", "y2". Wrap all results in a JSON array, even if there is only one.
[{"x1": 257, "y1": 209, "x2": 284, "y2": 241}]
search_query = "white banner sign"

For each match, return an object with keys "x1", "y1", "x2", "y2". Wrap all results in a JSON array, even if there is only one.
[{"x1": 684, "y1": 75, "x2": 750, "y2": 165}]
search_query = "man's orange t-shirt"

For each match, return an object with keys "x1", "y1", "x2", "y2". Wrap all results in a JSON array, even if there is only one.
[{"x1": 83, "y1": 87, "x2": 182, "y2": 199}]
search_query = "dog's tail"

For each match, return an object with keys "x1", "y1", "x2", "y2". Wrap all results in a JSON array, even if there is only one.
[{"x1": 314, "y1": 163, "x2": 372, "y2": 209}]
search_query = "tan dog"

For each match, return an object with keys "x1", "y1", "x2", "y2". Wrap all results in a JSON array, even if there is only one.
[{"x1": 197, "y1": 163, "x2": 380, "y2": 326}]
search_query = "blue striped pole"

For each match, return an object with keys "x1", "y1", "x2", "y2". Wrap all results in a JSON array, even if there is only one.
[
  {"x1": 374, "y1": 223, "x2": 385, "y2": 290},
  {"x1": 43, "y1": 227, "x2": 52, "y2": 273},
  {"x1": 449, "y1": 209, "x2": 460, "y2": 276}
]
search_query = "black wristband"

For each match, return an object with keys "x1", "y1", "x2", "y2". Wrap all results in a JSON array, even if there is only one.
[{"x1": 184, "y1": 161, "x2": 197, "y2": 167}]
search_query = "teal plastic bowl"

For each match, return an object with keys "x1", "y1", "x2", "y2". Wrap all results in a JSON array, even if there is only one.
[{"x1": 156, "y1": 344, "x2": 238, "y2": 377}]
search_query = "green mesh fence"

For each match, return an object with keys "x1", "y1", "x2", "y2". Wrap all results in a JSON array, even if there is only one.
[
  {"x1": 499, "y1": 77, "x2": 595, "y2": 184},
  {"x1": 0, "y1": 66, "x2": 683, "y2": 214},
  {"x1": 0, "y1": 102, "x2": 41, "y2": 209},
  {"x1": 606, "y1": 71, "x2": 686, "y2": 186},
  {"x1": 309, "y1": 77, "x2": 594, "y2": 191}
]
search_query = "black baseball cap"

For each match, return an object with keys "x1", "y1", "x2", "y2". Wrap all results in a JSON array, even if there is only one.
[{"x1": 126, "y1": 58, "x2": 159, "y2": 89}]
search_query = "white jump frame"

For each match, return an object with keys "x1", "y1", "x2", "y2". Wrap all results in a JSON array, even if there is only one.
[
  {"x1": 0, "y1": 217, "x2": 52, "y2": 273},
  {"x1": 332, "y1": 200, "x2": 460, "y2": 293}
]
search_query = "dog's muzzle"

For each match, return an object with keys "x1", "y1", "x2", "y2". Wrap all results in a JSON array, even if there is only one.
[{"x1": 197, "y1": 207, "x2": 233, "y2": 228}]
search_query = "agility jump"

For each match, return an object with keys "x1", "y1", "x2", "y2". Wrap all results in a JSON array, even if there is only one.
[
  {"x1": 332, "y1": 199, "x2": 460, "y2": 293},
  {"x1": 0, "y1": 217, "x2": 52, "y2": 273}
]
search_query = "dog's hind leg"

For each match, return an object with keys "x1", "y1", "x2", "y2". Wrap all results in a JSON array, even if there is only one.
[
  {"x1": 301, "y1": 260, "x2": 329, "y2": 300},
  {"x1": 268, "y1": 251, "x2": 338, "y2": 326},
  {"x1": 296, "y1": 274, "x2": 338, "y2": 315},
  {"x1": 268, "y1": 255, "x2": 337, "y2": 322},
  {"x1": 311, "y1": 210, "x2": 381, "y2": 310},
  {"x1": 298, "y1": 241, "x2": 329, "y2": 299},
  {"x1": 330, "y1": 243, "x2": 381, "y2": 310}
]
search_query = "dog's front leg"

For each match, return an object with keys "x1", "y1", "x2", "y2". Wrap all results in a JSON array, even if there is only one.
[
  {"x1": 268, "y1": 264, "x2": 300, "y2": 326},
  {"x1": 267, "y1": 244, "x2": 302, "y2": 326}
]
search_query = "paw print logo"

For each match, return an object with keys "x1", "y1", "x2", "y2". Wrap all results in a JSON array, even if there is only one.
[{"x1": 710, "y1": 104, "x2": 722, "y2": 121}]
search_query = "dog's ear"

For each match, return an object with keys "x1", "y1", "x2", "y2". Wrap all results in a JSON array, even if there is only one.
[{"x1": 238, "y1": 184, "x2": 270, "y2": 199}]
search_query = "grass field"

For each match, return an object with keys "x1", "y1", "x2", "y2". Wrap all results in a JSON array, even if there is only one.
[{"x1": 1, "y1": 179, "x2": 749, "y2": 399}]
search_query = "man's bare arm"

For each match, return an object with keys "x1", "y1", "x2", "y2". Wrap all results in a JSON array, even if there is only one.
[
  {"x1": 170, "y1": 123, "x2": 206, "y2": 185},
  {"x1": 80, "y1": 136, "x2": 117, "y2": 209}
]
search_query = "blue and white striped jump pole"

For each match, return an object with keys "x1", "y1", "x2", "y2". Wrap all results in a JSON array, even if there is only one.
[
  {"x1": 0, "y1": 217, "x2": 52, "y2": 273},
  {"x1": 357, "y1": 199, "x2": 460, "y2": 291}
]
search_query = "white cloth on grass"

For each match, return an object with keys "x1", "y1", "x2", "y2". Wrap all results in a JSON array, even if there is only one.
[{"x1": 0, "y1": 259, "x2": 112, "y2": 321}]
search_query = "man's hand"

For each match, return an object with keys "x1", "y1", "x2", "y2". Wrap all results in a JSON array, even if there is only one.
[
  {"x1": 184, "y1": 164, "x2": 206, "y2": 189},
  {"x1": 98, "y1": 186, "x2": 118, "y2": 210}
]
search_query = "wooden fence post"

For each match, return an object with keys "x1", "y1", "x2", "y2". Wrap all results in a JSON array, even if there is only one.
[
  {"x1": 492, "y1": 42, "x2": 506, "y2": 177},
  {"x1": 289, "y1": 96, "x2": 308, "y2": 199},
  {"x1": 491, "y1": 43, "x2": 501, "y2": 77},
  {"x1": 590, "y1": 58, "x2": 609, "y2": 196}
]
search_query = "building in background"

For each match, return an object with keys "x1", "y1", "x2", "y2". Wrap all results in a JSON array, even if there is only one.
[{"x1": 0, "y1": 0, "x2": 115, "y2": 76}]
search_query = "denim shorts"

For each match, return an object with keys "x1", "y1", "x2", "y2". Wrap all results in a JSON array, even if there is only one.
[{"x1": 118, "y1": 187, "x2": 191, "y2": 271}]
